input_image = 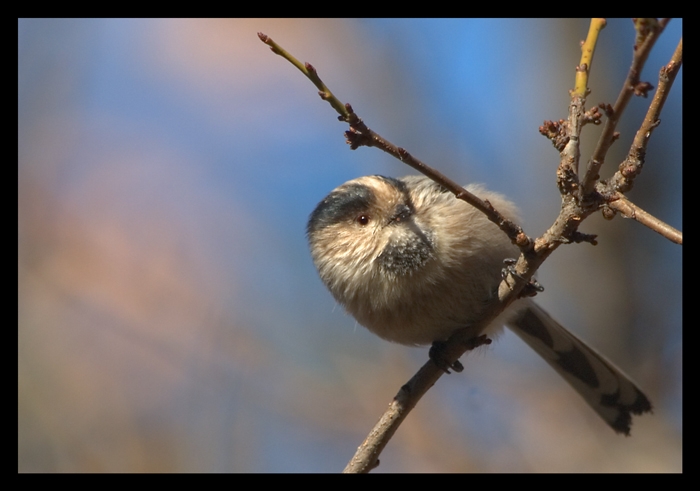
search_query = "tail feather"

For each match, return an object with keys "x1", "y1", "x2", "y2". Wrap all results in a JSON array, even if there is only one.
[{"x1": 507, "y1": 301, "x2": 652, "y2": 435}]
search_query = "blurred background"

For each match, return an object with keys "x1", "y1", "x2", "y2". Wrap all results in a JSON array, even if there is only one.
[{"x1": 18, "y1": 19, "x2": 681, "y2": 472}]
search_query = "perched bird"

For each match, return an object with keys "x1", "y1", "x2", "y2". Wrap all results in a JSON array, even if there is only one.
[{"x1": 307, "y1": 175, "x2": 651, "y2": 435}]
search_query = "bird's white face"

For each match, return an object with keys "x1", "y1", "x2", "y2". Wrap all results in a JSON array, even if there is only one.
[{"x1": 307, "y1": 176, "x2": 435, "y2": 307}]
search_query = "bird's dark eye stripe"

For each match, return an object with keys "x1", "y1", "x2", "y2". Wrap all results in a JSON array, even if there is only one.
[{"x1": 307, "y1": 183, "x2": 374, "y2": 234}]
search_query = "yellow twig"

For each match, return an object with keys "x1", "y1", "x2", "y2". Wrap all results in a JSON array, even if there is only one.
[{"x1": 573, "y1": 18, "x2": 606, "y2": 97}]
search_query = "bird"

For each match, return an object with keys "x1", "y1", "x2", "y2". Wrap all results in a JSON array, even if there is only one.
[{"x1": 307, "y1": 174, "x2": 651, "y2": 435}]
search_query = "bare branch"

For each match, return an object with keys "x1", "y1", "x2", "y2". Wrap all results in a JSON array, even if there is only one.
[
  {"x1": 258, "y1": 32, "x2": 532, "y2": 252},
  {"x1": 580, "y1": 19, "x2": 670, "y2": 195},
  {"x1": 573, "y1": 18, "x2": 606, "y2": 98},
  {"x1": 344, "y1": 335, "x2": 492, "y2": 473},
  {"x1": 257, "y1": 32, "x2": 350, "y2": 120},
  {"x1": 557, "y1": 19, "x2": 606, "y2": 197},
  {"x1": 608, "y1": 38, "x2": 683, "y2": 194},
  {"x1": 606, "y1": 195, "x2": 682, "y2": 244}
]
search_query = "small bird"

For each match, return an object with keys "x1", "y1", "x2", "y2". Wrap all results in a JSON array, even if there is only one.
[{"x1": 307, "y1": 175, "x2": 651, "y2": 435}]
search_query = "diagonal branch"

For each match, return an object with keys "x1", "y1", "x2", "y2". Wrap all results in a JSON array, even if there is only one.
[
  {"x1": 607, "y1": 196, "x2": 682, "y2": 244},
  {"x1": 258, "y1": 32, "x2": 531, "y2": 252},
  {"x1": 344, "y1": 335, "x2": 492, "y2": 473},
  {"x1": 608, "y1": 37, "x2": 683, "y2": 194}
]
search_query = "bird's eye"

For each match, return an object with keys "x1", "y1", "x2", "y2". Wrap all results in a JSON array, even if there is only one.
[{"x1": 356, "y1": 214, "x2": 371, "y2": 226}]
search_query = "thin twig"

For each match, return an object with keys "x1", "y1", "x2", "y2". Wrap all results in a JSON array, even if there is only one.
[
  {"x1": 258, "y1": 32, "x2": 531, "y2": 252},
  {"x1": 606, "y1": 196, "x2": 682, "y2": 244},
  {"x1": 608, "y1": 37, "x2": 683, "y2": 194},
  {"x1": 573, "y1": 18, "x2": 606, "y2": 97},
  {"x1": 580, "y1": 18, "x2": 670, "y2": 195},
  {"x1": 558, "y1": 18, "x2": 606, "y2": 197},
  {"x1": 344, "y1": 106, "x2": 529, "y2": 248},
  {"x1": 257, "y1": 32, "x2": 350, "y2": 119}
]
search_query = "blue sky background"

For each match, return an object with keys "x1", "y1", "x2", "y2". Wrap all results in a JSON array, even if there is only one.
[{"x1": 19, "y1": 19, "x2": 681, "y2": 472}]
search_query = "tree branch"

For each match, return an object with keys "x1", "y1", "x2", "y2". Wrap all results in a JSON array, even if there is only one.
[
  {"x1": 606, "y1": 196, "x2": 682, "y2": 245},
  {"x1": 580, "y1": 18, "x2": 670, "y2": 195},
  {"x1": 607, "y1": 37, "x2": 683, "y2": 194},
  {"x1": 258, "y1": 32, "x2": 531, "y2": 252}
]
